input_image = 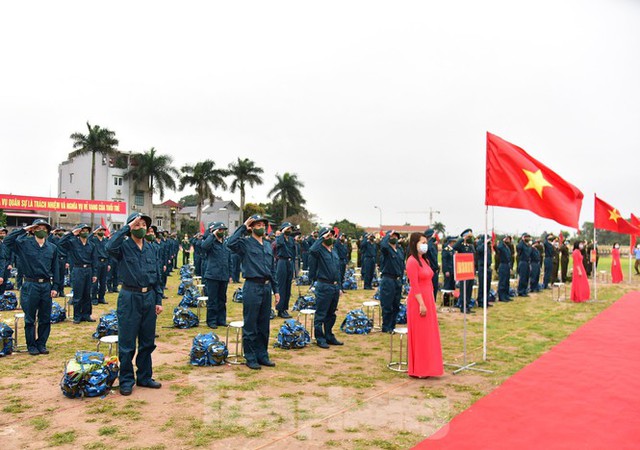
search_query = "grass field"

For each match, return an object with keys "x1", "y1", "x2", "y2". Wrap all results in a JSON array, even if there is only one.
[{"x1": 0, "y1": 255, "x2": 638, "y2": 449}]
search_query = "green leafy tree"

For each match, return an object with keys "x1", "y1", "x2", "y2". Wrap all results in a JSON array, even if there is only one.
[
  {"x1": 228, "y1": 158, "x2": 264, "y2": 222},
  {"x1": 267, "y1": 173, "x2": 305, "y2": 220},
  {"x1": 331, "y1": 219, "x2": 365, "y2": 238},
  {"x1": 125, "y1": 148, "x2": 179, "y2": 203},
  {"x1": 431, "y1": 221, "x2": 446, "y2": 236},
  {"x1": 0, "y1": 210, "x2": 6, "y2": 227},
  {"x1": 179, "y1": 160, "x2": 228, "y2": 224},
  {"x1": 243, "y1": 202, "x2": 266, "y2": 220},
  {"x1": 69, "y1": 122, "x2": 119, "y2": 226},
  {"x1": 179, "y1": 194, "x2": 199, "y2": 207}
]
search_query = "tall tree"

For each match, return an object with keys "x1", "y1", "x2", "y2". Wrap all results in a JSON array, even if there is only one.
[
  {"x1": 267, "y1": 172, "x2": 305, "y2": 221},
  {"x1": 179, "y1": 160, "x2": 228, "y2": 224},
  {"x1": 431, "y1": 221, "x2": 446, "y2": 236},
  {"x1": 228, "y1": 158, "x2": 264, "y2": 222},
  {"x1": 125, "y1": 148, "x2": 179, "y2": 205},
  {"x1": 69, "y1": 121, "x2": 119, "y2": 226}
]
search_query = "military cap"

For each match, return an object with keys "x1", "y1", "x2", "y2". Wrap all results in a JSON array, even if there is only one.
[
  {"x1": 318, "y1": 227, "x2": 336, "y2": 238},
  {"x1": 460, "y1": 228, "x2": 473, "y2": 238},
  {"x1": 125, "y1": 213, "x2": 151, "y2": 228},
  {"x1": 424, "y1": 228, "x2": 435, "y2": 238},
  {"x1": 249, "y1": 214, "x2": 269, "y2": 226},
  {"x1": 279, "y1": 222, "x2": 293, "y2": 232},
  {"x1": 32, "y1": 219, "x2": 52, "y2": 233}
]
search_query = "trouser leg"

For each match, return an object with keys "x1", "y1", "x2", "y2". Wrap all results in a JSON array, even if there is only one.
[{"x1": 135, "y1": 291, "x2": 157, "y2": 384}]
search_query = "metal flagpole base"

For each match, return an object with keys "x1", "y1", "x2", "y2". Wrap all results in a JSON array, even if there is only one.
[{"x1": 445, "y1": 361, "x2": 493, "y2": 375}]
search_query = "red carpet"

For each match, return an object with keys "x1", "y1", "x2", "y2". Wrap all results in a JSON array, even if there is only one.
[{"x1": 416, "y1": 291, "x2": 640, "y2": 450}]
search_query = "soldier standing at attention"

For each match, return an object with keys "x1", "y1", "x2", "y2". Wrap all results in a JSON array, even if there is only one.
[
  {"x1": 379, "y1": 230, "x2": 405, "y2": 332},
  {"x1": 308, "y1": 227, "x2": 343, "y2": 348},
  {"x1": 201, "y1": 222, "x2": 231, "y2": 328},
  {"x1": 453, "y1": 229, "x2": 476, "y2": 314},
  {"x1": 60, "y1": 224, "x2": 97, "y2": 324},
  {"x1": 516, "y1": 233, "x2": 532, "y2": 297},
  {"x1": 227, "y1": 215, "x2": 280, "y2": 370},
  {"x1": 441, "y1": 236, "x2": 457, "y2": 307},
  {"x1": 106, "y1": 213, "x2": 163, "y2": 396},
  {"x1": 360, "y1": 234, "x2": 377, "y2": 290},
  {"x1": 275, "y1": 222, "x2": 295, "y2": 319},
  {"x1": 4, "y1": 219, "x2": 61, "y2": 355},
  {"x1": 89, "y1": 224, "x2": 110, "y2": 305}
]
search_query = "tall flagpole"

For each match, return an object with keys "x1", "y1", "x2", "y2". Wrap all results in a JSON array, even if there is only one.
[
  {"x1": 593, "y1": 226, "x2": 597, "y2": 301},
  {"x1": 629, "y1": 236, "x2": 633, "y2": 284},
  {"x1": 483, "y1": 206, "x2": 488, "y2": 361}
]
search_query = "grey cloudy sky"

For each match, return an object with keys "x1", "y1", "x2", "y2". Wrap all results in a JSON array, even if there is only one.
[{"x1": 1, "y1": 0, "x2": 639, "y2": 236}]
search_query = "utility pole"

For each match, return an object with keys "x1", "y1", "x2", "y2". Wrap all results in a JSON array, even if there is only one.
[{"x1": 429, "y1": 207, "x2": 441, "y2": 226}]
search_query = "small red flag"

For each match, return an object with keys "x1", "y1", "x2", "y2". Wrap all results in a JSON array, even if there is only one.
[
  {"x1": 559, "y1": 232, "x2": 564, "y2": 245},
  {"x1": 267, "y1": 223, "x2": 273, "y2": 235},
  {"x1": 333, "y1": 226, "x2": 340, "y2": 236},
  {"x1": 435, "y1": 233, "x2": 440, "y2": 244},
  {"x1": 485, "y1": 132, "x2": 584, "y2": 228},
  {"x1": 101, "y1": 217, "x2": 111, "y2": 237},
  {"x1": 594, "y1": 195, "x2": 640, "y2": 235},
  {"x1": 199, "y1": 221, "x2": 205, "y2": 235},
  {"x1": 491, "y1": 230, "x2": 496, "y2": 246},
  {"x1": 630, "y1": 214, "x2": 640, "y2": 248}
]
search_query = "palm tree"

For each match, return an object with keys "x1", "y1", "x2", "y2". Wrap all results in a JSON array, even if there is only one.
[
  {"x1": 70, "y1": 122, "x2": 119, "y2": 226},
  {"x1": 432, "y1": 221, "x2": 446, "y2": 236},
  {"x1": 268, "y1": 172, "x2": 305, "y2": 220},
  {"x1": 125, "y1": 148, "x2": 179, "y2": 206},
  {"x1": 179, "y1": 160, "x2": 228, "y2": 224},
  {"x1": 228, "y1": 158, "x2": 264, "y2": 221}
]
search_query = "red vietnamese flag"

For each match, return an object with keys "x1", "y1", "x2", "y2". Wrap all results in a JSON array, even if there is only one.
[
  {"x1": 594, "y1": 195, "x2": 640, "y2": 234},
  {"x1": 199, "y1": 221, "x2": 205, "y2": 235},
  {"x1": 559, "y1": 232, "x2": 564, "y2": 245},
  {"x1": 485, "y1": 132, "x2": 584, "y2": 228},
  {"x1": 267, "y1": 223, "x2": 273, "y2": 235},
  {"x1": 630, "y1": 214, "x2": 640, "y2": 248},
  {"x1": 101, "y1": 217, "x2": 111, "y2": 237}
]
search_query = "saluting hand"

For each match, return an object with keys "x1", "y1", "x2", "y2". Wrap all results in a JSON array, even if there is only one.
[
  {"x1": 72, "y1": 228, "x2": 81, "y2": 236},
  {"x1": 244, "y1": 217, "x2": 255, "y2": 228}
]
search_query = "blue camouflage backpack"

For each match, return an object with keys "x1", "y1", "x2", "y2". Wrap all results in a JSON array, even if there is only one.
[
  {"x1": 273, "y1": 319, "x2": 310, "y2": 349},
  {"x1": 0, "y1": 323, "x2": 14, "y2": 356},
  {"x1": 396, "y1": 303, "x2": 407, "y2": 324},
  {"x1": 173, "y1": 307, "x2": 199, "y2": 329},
  {"x1": 51, "y1": 301, "x2": 67, "y2": 323},
  {"x1": 340, "y1": 309, "x2": 373, "y2": 334},
  {"x1": 0, "y1": 292, "x2": 18, "y2": 311},
  {"x1": 189, "y1": 332, "x2": 228, "y2": 366},
  {"x1": 232, "y1": 287, "x2": 243, "y2": 303},
  {"x1": 292, "y1": 294, "x2": 316, "y2": 311},
  {"x1": 92, "y1": 311, "x2": 119, "y2": 339}
]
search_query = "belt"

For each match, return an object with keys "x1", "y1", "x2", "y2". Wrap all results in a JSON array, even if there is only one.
[
  {"x1": 279, "y1": 258, "x2": 292, "y2": 261},
  {"x1": 75, "y1": 264, "x2": 92, "y2": 268},
  {"x1": 318, "y1": 278, "x2": 339, "y2": 285},
  {"x1": 382, "y1": 274, "x2": 399, "y2": 280},
  {"x1": 245, "y1": 277, "x2": 270, "y2": 284},
  {"x1": 98, "y1": 258, "x2": 107, "y2": 262},
  {"x1": 24, "y1": 277, "x2": 50, "y2": 283},
  {"x1": 122, "y1": 285, "x2": 152, "y2": 293}
]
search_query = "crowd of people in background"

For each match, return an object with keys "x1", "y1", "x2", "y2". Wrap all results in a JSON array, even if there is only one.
[{"x1": 0, "y1": 217, "x2": 635, "y2": 387}]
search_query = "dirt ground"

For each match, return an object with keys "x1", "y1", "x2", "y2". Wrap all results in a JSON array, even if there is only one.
[{"x1": 0, "y1": 269, "x2": 630, "y2": 449}]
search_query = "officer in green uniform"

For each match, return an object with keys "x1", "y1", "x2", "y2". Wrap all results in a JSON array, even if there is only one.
[{"x1": 106, "y1": 213, "x2": 163, "y2": 396}]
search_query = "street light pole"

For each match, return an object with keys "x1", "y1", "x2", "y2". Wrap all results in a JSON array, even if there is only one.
[
  {"x1": 374, "y1": 205, "x2": 382, "y2": 231},
  {"x1": 429, "y1": 207, "x2": 441, "y2": 226}
]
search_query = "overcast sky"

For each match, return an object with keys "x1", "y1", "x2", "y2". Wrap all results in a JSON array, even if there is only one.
[{"x1": 1, "y1": 0, "x2": 639, "y2": 236}]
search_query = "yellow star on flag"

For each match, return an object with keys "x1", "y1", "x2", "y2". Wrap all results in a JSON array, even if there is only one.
[
  {"x1": 522, "y1": 169, "x2": 553, "y2": 198},
  {"x1": 609, "y1": 208, "x2": 621, "y2": 223}
]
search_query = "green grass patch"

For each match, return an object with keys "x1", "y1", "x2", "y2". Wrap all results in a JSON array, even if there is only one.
[{"x1": 48, "y1": 430, "x2": 77, "y2": 446}]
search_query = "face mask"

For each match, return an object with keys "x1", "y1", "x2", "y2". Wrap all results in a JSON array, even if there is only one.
[
  {"x1": 578, "y1": 244, "x2": 584, "y2": 250},
  {"x1": 96, "y1": 232, "x2": 104, "y2": 237},
  {"x1": 614, "y1": 244, "x2": 620, "y2": 249},
  {"x1": 418, "y1": 243, "x2": 429, "y2": 254},
  {"x1": 35, "y1": 230, "x2": 48, "y2": 239},
  {"x1": 216, "y1": 230, "x2": 225, "y2": 238},
  {"x1": 131, "y1": 228, "x2": 147, "y2": 239},
  {"x1": 389, "y1": 238, "x2": 398, "y2": 245},
  {"x1": 79, "y1": 231, "x2": 89, "y2": 239},
  {"x1": 56, "y1": 233, "x2": 64, "y2": 237},
  {"x1": 253, "y1": 227, "x2": 265, "y2": 237},
  {"x1": 284, "y1": 230, "x2": 291, "y2": 236},
  {"x1": 324, "y1": 238, "x2": 334, "y2": 246},
  {"x1": 0, "y1": 236, "x2": 4, "y2": 240},
  {"x1": 145, "y1": 234, "x2": 155, "y2": 242}
]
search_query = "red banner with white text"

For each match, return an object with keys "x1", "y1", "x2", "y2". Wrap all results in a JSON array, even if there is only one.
[{"x1": 0, "y1": 194, "x2": 126, "y2": 214}]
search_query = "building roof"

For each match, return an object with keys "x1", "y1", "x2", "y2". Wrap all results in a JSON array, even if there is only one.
[
  {"x1": 158, "y1": 199, "x2": 181, "y2": 208},
  {"x1": 363, "y1": 225, "x2": 430, "y2": 234},
  {"x1": 178, "y1": 200, "x2": 240, "y2": 218}
]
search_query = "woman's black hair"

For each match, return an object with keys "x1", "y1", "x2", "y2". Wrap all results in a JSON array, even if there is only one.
[
  {"x1": 573, "y1": 241, "x2": 582, "y2": 250},
  {"x1": 407, "y1": 232, "x2": 427, "y2": 267}
]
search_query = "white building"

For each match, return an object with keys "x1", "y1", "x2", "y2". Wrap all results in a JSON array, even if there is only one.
[
  {"x1": 58, "y1": 151, "x2": 151, "y2": 229},
  {"x1": 178, "y1": 200, "x2": 241, "y2": 234}
]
